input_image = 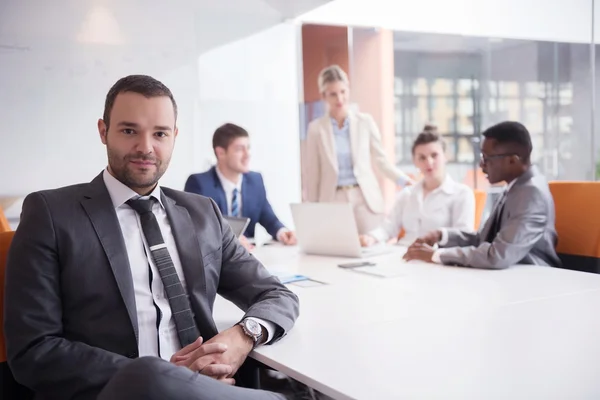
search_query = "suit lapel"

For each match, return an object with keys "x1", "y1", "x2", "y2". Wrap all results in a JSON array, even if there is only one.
[
  {"x1": 241, "y1": 175, "x2": 250, "y2": 217},
  {"x1": 486, "y1": 192, "x2": 506, "y2": 242},
  {"x1": 81, "y1": 173, "x2": 139, "y2": 341},
  {"x1": 348, "y1": 111, "x2": 359, "y2": 166},
  {"x1": 210, "y1": 167, "x2": 228, "y2": 214},
  {"x1": 161, "y1": 192, "x2": 217, "y2": 337},
  {"x1": 321, "y1": 116, "x2": 339, "y2": 173},
  {"x1": 479, "y1": 168, "x2": 536, "y2": 242}
]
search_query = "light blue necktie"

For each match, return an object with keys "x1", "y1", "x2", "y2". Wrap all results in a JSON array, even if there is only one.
[{"x1": 231, "y1": 188, "x2": 240, "y2": 217}]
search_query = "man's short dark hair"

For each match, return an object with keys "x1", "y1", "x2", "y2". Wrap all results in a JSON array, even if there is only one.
[
  {"x1": 103, "y1": 75, "x2": 177, "y2": 129},
  {"x1": 412, "y1": 131, "x2": 446, "y2": 154},
  {"x1": 482, "y1": 121, "x2": 532, "y2": 163},
  {"x1": 212, "y1": 123, "x2": 249, "y2": 151}
]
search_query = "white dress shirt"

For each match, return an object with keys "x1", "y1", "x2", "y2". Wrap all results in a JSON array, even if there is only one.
[
  {"x1": 215, "y1": 166, "x2": 243, "y2": 216},
  {"x1": 369, "y1": 175, "x2": 475, "y2": 245},
  {"x1": 433, "y1": 179, "x2": 517, "y2": 263},
  {"x1": 215, "y1": 166, "x2": 288, "y2": 240},
  {"x1": 103, "y1": 169, "x2": 274, "y2": 361}
]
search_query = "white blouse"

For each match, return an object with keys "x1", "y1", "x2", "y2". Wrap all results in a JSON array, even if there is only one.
[{"x1": 369, "y1": 175, "x2": 476, "y2": 245}]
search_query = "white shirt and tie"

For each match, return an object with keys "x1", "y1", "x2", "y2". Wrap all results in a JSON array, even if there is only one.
[
  {"x1": 102, "y1": 169, "x2": 274, "y2": 361},
  {"x1": 214, "y1": 166, "x2": 288, "y2": 240},
  {"x1": 215, "y1": 167, "x2": 243, "y2": 216}
]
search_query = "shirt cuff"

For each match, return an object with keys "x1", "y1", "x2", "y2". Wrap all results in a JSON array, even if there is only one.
[
  {"x1": 246, "y1": 317, "x2": 276, "y2": 345},
  {"x1": 368, "y1": 228, "x2": 388, "y2": 244},
  {"x1": 431, "y1": 249, "x2": 444, "y2": 264},
  {"x1": 396, "y1": 176, "x2": 410, "y2": 186},
  {"x1": 438, "y1": 228, "x2": 448, "y2": 246},
  {"x1": 276, "y1": 227, "x2": 289, "y2": 241}
]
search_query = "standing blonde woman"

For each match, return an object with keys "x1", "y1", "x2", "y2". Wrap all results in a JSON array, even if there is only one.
[{"x1": 305, "y1": 65, "x2": 413, "y2": 234}]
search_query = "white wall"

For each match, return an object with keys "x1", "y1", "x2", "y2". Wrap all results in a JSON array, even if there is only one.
[
  {"x1": 299, "y1": 0, "x2": 593, "y2": 44},
  {"x1": 1, "y1": 0, "x2": 317, "y2": 229},
  {"x1": 0, "y1": 1, "x2": 316, "y2": 235},
  {"x1": 0, "y1": 40, "x2": 201, "y2": 194},
  {"x1": 196, "y1": 23, "x2": 302, "y2": 232}
]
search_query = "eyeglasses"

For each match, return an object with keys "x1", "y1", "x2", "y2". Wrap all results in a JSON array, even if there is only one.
[{"x1": 479, "y1": 153, "x2": 519, "y2": 164}]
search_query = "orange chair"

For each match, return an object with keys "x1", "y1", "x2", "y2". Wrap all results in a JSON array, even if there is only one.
[
  {"x1": 397, "y1": 227, "x2": 406, "y2": 241},
  {"x1": 462, "y1": 169, "x2": 490, "y2": 191},
  {"x1": 473, "y1": 189, "x2": 487, "y2": 230},
  {"x1": 0, "y1": 231, "x2": 12, "y2": 363},
  {"x1": 549, "y1": 181, "x2": 600, "y2": 273},
  {"x1": 1, "y1": 231, "x2": 33, "y2": 398},
  {"x1": 0, "y1": 207, "x2": 10, "y2": 233}
]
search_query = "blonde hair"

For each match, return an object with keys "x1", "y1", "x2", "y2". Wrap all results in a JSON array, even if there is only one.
[{"x1": 318, "y1": 65, "x2": 349, "y2": 94}]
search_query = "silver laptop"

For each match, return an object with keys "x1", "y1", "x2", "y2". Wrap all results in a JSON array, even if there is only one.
[{"x1": 290, "y1": 203, "x2": 392, "y2": 258}]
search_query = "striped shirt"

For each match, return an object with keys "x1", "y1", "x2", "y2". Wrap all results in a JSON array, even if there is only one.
[{"x1": 331, "y1": 117, "x2": 358, "y2": 186}]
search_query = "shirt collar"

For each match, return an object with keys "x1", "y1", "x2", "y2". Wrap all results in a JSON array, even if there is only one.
[
  {"x1": 438, "y1": 175, "x2": 457, "y2": 194},
  {"x1": 102, "y1": 168, "x2": 164, "y2": 209},
  {"x1": 505, "y1": 178, "x2": 517, "y2": 193},
  {"x1": 215, "y1": 165, "x2": 242, "y2": 193},
  {"x1": 330, "y1": 117, "x2": 349, "y2": 130},
  {"x1": 415, "y1": 174, "x2": 457, "y2": 195},
  {"x1": 504, "y1": 166, "x2": 536, "y2": 193}
]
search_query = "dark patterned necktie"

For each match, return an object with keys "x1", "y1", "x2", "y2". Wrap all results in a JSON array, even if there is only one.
[{"x1": 127, "y1": 198, "x2": 200, "y2": 347}]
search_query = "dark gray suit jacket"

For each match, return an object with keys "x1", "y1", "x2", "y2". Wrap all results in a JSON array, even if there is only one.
[
  {"x1": 4, "y1": 173, "x2": 299, "y2": 400},
  {"x1": 440, "y1": 166, "x2": 562, "y2": 269}
]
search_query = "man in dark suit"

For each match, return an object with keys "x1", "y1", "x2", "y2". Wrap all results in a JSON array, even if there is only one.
[
  {"x1": 404, "y1": 121, "x2": 561, "y2": 269},
  {"x1": 4, "y1": 75, "x2": 299, "y2": 400},
  {"x1": 184, "y1": 123, "x2": 296, "y2": 248}
]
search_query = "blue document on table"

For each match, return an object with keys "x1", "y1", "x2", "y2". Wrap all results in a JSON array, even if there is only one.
[
  {"x1": 274, "y1": 273, "x2": 310, "y2": 284},
  {"x1": 271, "y1": 271, "x2": 326, "y2": 287}
]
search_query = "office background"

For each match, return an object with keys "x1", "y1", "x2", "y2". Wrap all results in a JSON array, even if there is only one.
[{"x1": 1, "y1": 0, "x2": 599, "y2": 233}]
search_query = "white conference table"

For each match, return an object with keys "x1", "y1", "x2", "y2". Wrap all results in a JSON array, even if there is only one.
[{"x1": 214, "y1": 245, "x2": 600, "y2": 399}]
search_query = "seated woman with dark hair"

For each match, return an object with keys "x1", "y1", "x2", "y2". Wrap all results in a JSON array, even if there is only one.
[{"x1": 360, "y1": 131, "x2": 475, "y2": 247}]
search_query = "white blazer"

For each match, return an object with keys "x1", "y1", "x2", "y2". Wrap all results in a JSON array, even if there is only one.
[
  {"x1": 304, "y1": 111, "x2": 411, "y2": 214},
  {"x1": 369, "y1": 175, "x2": 476, "y2": 244}
]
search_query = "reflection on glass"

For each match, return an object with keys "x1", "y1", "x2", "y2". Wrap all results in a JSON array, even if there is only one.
[
  {"x1": 457, "y1": 79, "x2": 477, "y2": 96},
  {"x1": 559, "y1": 116, "x2": 573, "y2": 134},
  {"x1": 413, "y1": 78, "x2": 428, "y2": 96},
  {"x1": 524, "y1": 99, "x2": 543, "y2": 133},
  {"x1": 457, "y1": 137, "x2": 475, "y2": 163},
  {"x1": 431, "y1": 79, "x2": 453, "y2": 96},
  {"x1": 394, "y1": 77, "x2": 403, "y2": 95},
  {"x1": 391, "y1": 30, "x2": 589, "y2": 182},
  {"x1": 526, "y1": 82, "x2": 545, "y2": 98},
  {"x1": 499, "y1": 81, "x2": 519, "y2": 97}
]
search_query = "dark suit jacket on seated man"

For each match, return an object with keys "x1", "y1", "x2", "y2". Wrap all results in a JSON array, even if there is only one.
[
  {"x1": 184, "y1": 123, "x2": 296, "y2": 248},
  {"x1": 4, "y1": 75, "x2": 299, "y2": 400},
  {"x1": 404, "y1": 121, "x2": 562, "y2": 269}
]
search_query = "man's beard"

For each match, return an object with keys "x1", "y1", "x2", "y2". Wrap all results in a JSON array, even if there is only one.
[{"x1": 107, "y1": 149, "x2": 167, "y2": 191}]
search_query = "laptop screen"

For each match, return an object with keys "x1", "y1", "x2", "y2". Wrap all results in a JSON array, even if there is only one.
[{"x1": 223, "y1": 216, "x2": 250, "y2": 238}]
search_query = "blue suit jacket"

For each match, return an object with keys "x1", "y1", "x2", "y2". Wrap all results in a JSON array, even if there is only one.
[{"x1": 184, "y1": 167, "x2": 285, "y2": 239}]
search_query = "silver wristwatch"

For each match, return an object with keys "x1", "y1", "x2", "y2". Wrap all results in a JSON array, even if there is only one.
[{"x1": 238, "y1": 318, "x2": 263, "y2": 348}]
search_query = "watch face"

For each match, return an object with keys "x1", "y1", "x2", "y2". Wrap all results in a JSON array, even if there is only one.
[{"x1": 245, "y1": 319, "x2": 262, "y2": 336}]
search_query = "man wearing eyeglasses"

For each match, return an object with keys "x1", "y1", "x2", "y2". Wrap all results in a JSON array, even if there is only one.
[{"x1": 404, "y1": 121, "x2": 562, "y2": 269}]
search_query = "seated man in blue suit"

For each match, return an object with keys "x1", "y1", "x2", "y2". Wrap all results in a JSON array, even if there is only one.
[{"x1": 185, "y1": 123, "x2": 296, "y2": 249}]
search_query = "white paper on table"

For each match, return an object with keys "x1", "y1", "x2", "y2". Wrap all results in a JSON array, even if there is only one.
[{"x1": 351, "y1": 265, "x2": 405, "y2": 278}]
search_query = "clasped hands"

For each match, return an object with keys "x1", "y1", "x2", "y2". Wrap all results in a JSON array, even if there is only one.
[
  {"x1": 169, "y1": 325, "x2": 254, "y2": 385},
  {"x1": 402, "y1": 230, "x2": 442, "y2": 263}
]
